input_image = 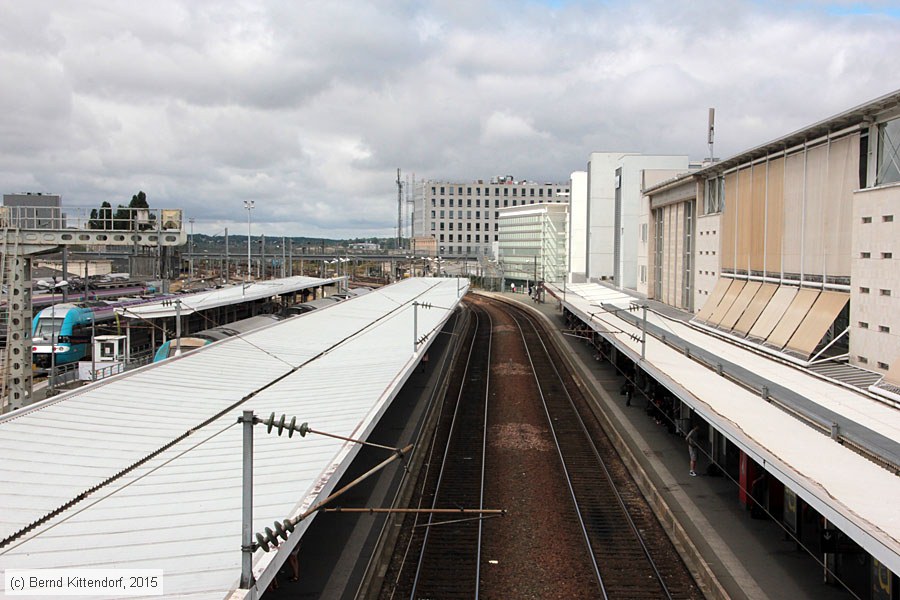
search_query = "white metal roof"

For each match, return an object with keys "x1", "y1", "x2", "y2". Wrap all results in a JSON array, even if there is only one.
[
  {"x1": 0, "y1": 277, "x2": 468, "y2": 599},
  {"x1": 552, "y1": 282, "x2": 900, "y2": 574},
  {"x1": 116, "y1": 276, "x2": 346, "y2": 319}
]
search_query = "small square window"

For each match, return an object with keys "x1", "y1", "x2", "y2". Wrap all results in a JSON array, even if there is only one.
[
  {"x1": 858, "y1": 356, "x2": 868, "y2": 364},
  {"x1": 884, "y1": 215, "x2": 894, "y2": 222},
  {"x1": 879, "y1": 325, "x2": 891, "y2": 333},
  {"x1": 880, "y1": 289, "x2": 892, "y2": 296},
  {"x1": 878, "y1": 362, "x2": 890, "y2": 370},
  {"x1": 860, "y1": 287, "x2": 870, "y2": 294},
  {"x1": 883, "y1": 252, "x2": 893, "y2": 259},
  {"x1": 862, "y1": 216, "x2": 872, "y2": 223},
  {"x1": 859, "y1": 321, "x2": 869, "y2": 329},
  {"x1": 861, "y1": 252, "x2": 871, "y2": 259}
]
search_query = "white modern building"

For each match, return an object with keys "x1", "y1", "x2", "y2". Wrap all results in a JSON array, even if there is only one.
[
  {"x1": 582, "y1": 153, "x2": 690, "y2": 289},
  {"x1": 567, "y1": 171, "x2": 588, "y2": 282},
  {"x1": 497, "y1": 203, "x2": 568, "y2": 286},
  {"x1": 412, "y1": 176, "x2": 570, "y2": 258}
]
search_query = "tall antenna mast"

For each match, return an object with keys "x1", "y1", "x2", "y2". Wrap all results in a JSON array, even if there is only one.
[
  {"x1": 408, "y1": 173, "x2": 416, "y2": 240},
  {"x1": 708, "y1": 107, "x2": 715, "y2": 161},
  {"x1": 396, "y1": 168, "x2": 402, "y2": 250}
]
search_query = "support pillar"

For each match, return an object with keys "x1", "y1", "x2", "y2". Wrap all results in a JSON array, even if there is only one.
[{"x1": 3, "y1": 253, "x2": 33, "y2": 411}]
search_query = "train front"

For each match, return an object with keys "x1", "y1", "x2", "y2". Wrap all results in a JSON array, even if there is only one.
[{"x1": 31, "y1": 304, "x2": 86, "y2": 369}]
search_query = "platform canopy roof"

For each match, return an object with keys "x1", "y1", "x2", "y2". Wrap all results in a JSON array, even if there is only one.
[
  {"x1": 552, "y1": 282, "x2": 900, "y2": 575},
  {"x1": 0, "y1": 277, "x2": 468, "y2": 599},
  {"x1": 116, "y1": 275, "x2": 346, "y2": 319}
]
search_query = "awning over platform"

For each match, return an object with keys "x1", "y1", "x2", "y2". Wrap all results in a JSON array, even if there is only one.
[
  {"x1": 117, "y1": 276, "x2": 346, "y2": 319},
  {"x1": 0, "y1": 278, "x2": 468, "y2": 599}
]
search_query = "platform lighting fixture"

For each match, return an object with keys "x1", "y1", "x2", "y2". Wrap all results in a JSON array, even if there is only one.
[{"x1": 243, "y1": 201, "x2": 255, "y2": 296}]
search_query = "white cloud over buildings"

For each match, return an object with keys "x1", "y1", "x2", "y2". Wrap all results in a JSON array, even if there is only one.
[{"x1": 0, "y1": 0, "x2": 897, "y2": 237}]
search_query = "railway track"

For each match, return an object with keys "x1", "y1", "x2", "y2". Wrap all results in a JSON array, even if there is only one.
[
  {"x1": 509, "y1": 304, "x2": 699, "y2": 599},
  {"x1": 378, "y1": 303, "x2": 492, "y2": 599},
  {"x1": 376, "y1": 296, "x2": 700, "y2": 599},
  {"x1": 408, "y1": 302, "x2": 492, "y2": 598}
]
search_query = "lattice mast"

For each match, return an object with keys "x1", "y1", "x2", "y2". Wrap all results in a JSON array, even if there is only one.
[{"x1": 396, "y1": 168, "x2": 403, "y2": 250}]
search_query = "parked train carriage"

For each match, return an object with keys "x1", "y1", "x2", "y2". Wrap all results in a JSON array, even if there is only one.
[
  {"x1": 282, "y1": 296, "x2": 342, "y2": 316},
  {"x1": 31, "y1": 303, "x2": 95, "y2": 368},
  {"x1": 31, "y1": 297, "x2": 165, "y2": 369},
  {"x1": 152, "y1": 314, "x2": 286, "y2": 363}
]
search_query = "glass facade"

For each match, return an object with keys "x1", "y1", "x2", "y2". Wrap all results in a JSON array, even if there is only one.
[{"x1": 497, "y1": 205, "x2": 568, "y2": 283}]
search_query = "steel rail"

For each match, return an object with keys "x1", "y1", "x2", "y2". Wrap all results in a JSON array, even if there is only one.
[
  {"x1": 384, "y1": 309, "x2": 472, "y2": 600},
  {"x1": 409, "y1": 303, "x2": 492, "y2": 599},
  {"x1": 511, "y1": 307, "x2": 674, "y2": 600}
]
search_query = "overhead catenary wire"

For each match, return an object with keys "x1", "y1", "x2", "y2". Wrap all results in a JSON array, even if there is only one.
[{"x1": 1, "y1": 279, "x2": 455, "y2": 551}]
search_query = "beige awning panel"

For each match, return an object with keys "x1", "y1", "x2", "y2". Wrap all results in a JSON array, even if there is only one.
[
  {"x1": 695, "y1": 278, "x2": 732, "y2": 323},
  {"x1": 734, "y1": 283, "x2": 778, "y2": 336},
  {"x1": 708, "y1": 280, "x2": 747, "y2": 326},
  {"x1": 720, "y1": 281, "x2": 762, "y2": 331},
  {"x1": 786, "y1": 291, "x2": 850, "y2": 357},
  {"x1": 767, "y1": 289, "x2": 820, "y2": 349},
  {"x1": 748, "y1": 286, "x2": 797, "y2": 340}
]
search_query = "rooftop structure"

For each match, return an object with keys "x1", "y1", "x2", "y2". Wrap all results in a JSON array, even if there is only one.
[
  {"x1": 550, "y1": 281, "x2": 900, "y2": 576},
  {"x1": 639, "y1": 88, "x2": 900, "y2": 382},
  {"x1": 0, "y1": 277, "x2": 467, "y2": 599}
]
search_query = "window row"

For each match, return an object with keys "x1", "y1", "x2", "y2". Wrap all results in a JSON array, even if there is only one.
[
  {"x1": 435, "y1": 234, "x2": 497, "y2": 244},
  {"x1": 860, "y1": 214, "x2": 894, "y2": 223},
  {"x1": 431, "y1": 198, "x2": 565, "y2": 208},
  {"x1": 857, "y1": 356, "x2": 891, "y2": 370},
  {"x1": 858, "y1": 287, "x2": 892, "y2": 296},
  {"x1": 430, "y1": 210, "x2": 499, "y2": 219},
  {"x1": 432, "y1": 222, "x2": 499, "y2": 232},
  {"x1": 430, "y1": 186, "x2": 569, "y2": 198}
]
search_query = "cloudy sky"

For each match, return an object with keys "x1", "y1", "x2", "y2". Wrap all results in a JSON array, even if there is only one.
[{"x1": 1, "y1": 1, "x2": 898, "y2": 238}]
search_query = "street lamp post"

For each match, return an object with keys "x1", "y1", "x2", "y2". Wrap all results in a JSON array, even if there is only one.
[{"x1": 243, "y1": 201, "x2": 255, "y2": 294}]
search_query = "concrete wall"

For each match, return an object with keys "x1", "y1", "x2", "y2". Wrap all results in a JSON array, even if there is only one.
[
  {"x1": 585, "y1": 154, "x2": 689, "y2": 289},
  {"x1": 586, "y1": 152, "x2": 633, "y2": 283},
  {"x1": 618, "y1": 156, "x2": 690, "y2": 290},
  {"x1": 695, "y1": 213, "x2": 722, "y2": 313},
  {"x1": 851, "y1": 184, "x2": 900, "y2": 374},
  {"x1": 568, "y1": 171, "x2": 588, "y2": 282}
]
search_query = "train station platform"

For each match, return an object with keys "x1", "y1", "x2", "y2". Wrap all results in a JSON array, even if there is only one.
[
  {"x1": 0, "y1": 278, "x2": 468, "y2": 600},
  {"x1": 486, "y1": 289, "x2": 870, "y2": 600}
]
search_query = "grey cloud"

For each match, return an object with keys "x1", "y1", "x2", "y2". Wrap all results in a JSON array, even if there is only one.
[{"x1": 1, "y1": 1, "x2": 898, "y2": 238}]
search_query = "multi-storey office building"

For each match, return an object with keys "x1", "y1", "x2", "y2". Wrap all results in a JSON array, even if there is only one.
[
  {"x1": 413, "y1": 177, "x2": 570, "y2": 258},
  {"x1": 497, "y1": 203, "x2": 568, "y2": 286},
  {"x1": 641, "y1": 89, "x2": 900, "y2": 384}
]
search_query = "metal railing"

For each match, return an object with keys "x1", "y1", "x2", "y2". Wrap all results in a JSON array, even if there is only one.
[{"x1": 0, "y1": 206, "x2": 183, "y2": 233}]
